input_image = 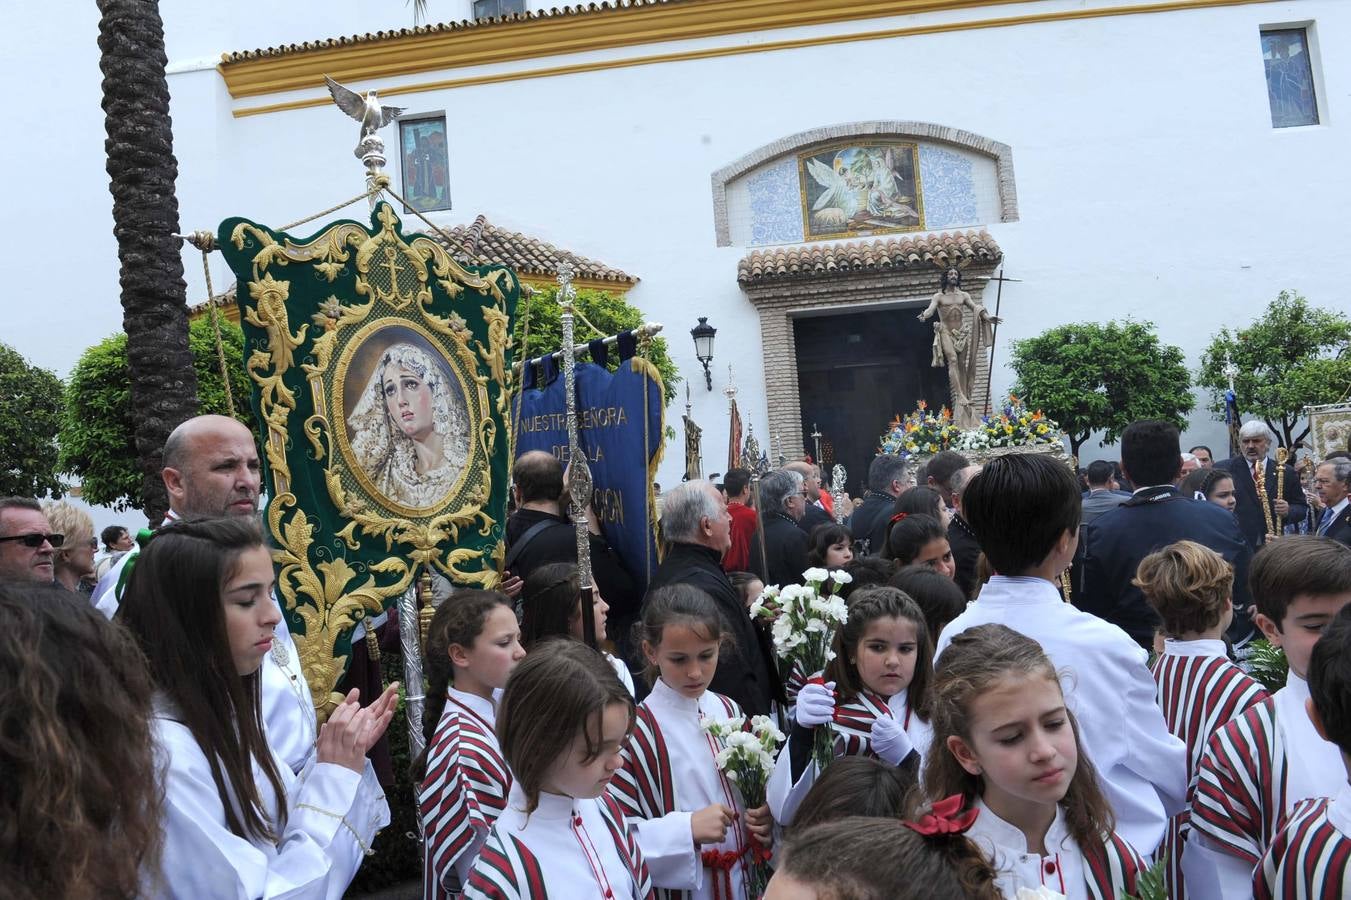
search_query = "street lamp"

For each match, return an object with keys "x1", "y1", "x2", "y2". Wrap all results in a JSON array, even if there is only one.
[{"x1": 691, "y1": 317, "x2": 717, "y2": 390}]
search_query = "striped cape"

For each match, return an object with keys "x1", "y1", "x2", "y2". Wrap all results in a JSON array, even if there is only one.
[
  {"x1": 463, "y1": 794, "x2": 655, "y2": 900},
  {"x1": 609, "y1": 693, "x2": 743, "y2": 900},
  {"x1": 830, "y1": 688, "x2": 906, "y2": 758},
  {"x1": 1082, "y1": 832, "x2": 1146, "y2": 900},
  {"x1": 1152, "y1": 651, "x2": 1269, "y2": 898},
  {"x1": 419, "y1": 702, "x2": 512, "y2": 899},
  {"x1": 1255, "y1": 796, "x2": 1351, "y2": 899},
  {"x1": 1191, "y1": 698, "x2": 1287, "y2": 866}
]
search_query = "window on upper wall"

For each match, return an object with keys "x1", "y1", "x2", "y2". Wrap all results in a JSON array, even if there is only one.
[
  {"x1": 473, "y1": 0, "x2": 526, "y2": 20},
  {"x1": 1261, "y1": 27, "x2": 1319, "y2": 127},
  {"x1": 398, "y1": 115, "x2": 452, "y2": 213}
]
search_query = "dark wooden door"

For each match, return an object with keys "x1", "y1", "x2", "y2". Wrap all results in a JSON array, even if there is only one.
[{"x1": 794, "y1": 306, "x2": 950, "y2": 496}]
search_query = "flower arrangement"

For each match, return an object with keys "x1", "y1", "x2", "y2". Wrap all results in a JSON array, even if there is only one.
[
  {"x1": 700, "y1": 715, "x2": 786, "y2": 898},
  {"x1": 750, "y1": 568, "x2": 851, "y2": 769},
  {"x1": 879, "y1": 401, "x2": 963, "y2": 457},
  {"x1": 879, "y1": 394, "x2": 1064, "y2": 459}
]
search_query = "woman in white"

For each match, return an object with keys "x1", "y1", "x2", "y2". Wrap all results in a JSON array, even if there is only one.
[
  {"x1": 348, "y1": 341, "x2": 471, "y2": 508},
  {"x1": 118, "y1": 517, "x2": 398, "y2": 899}
]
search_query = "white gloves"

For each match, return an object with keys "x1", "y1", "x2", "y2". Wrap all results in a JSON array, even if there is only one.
[
  {"x1": 795, "y1": 681, "x2": 836, "y2": 728},
  {"x1": 869, "y1": 714, "x2": 913, "y2": 766}
]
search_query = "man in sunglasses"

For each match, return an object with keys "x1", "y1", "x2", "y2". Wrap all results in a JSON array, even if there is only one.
[{"x1": 0, "y1": 497, "x2": 59, "y2": 583}]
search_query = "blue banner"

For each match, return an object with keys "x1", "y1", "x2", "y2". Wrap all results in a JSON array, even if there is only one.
[{"x1": 513, "y1": 342, "x2": 664, "y2": 591}]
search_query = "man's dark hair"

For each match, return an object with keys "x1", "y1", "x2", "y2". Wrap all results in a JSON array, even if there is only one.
[
  {"x1": 962, "y1": 454, "x2": 1082, "y2": 575},
  {"x1": 1249, "y1": 536, "x2": 1351, "y2": 628},
  {"x1": 1121, "y1": 420, "x2": 1182, "y2": 488},
  {"x1": 1189, "y1": 445, "x2": 1213, "y2": 459},
  {"x1": 867, "y1": 455, "x2": 908, "y2": 493},
  {"x1": 841, "y1": 556, "x2": 894, "y2": 599},
  {"x1": 723, "y1": 468, "x2": 751, "y2": 498},
  {"x1": 925, "y1": 451, "x2": 970, "y2": 490},
  {"x1": 1308, "y1": 604, "x2": 1351, "y2": 755},
  {"x1": 1085, "y1": 460, "x2": 1116, "y2": 488},
  {"x1": 512, "y1": 452, "x2": 564, "y2": 504},
  {"x1": 100, "y1": 525, "x2": 128, "y2": 549}
]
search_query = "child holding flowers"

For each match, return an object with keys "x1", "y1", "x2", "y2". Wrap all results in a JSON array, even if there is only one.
[
  {"x1": 767, "y1": 585, "x2": 934, "y2": 826},
  {"x1": 609, "y1": 585, "x2": 776, "y2": 900}
]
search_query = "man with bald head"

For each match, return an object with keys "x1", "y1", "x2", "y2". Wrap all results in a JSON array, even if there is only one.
[
  {"x1": 785, "y1": 460, "x2": 832, "y2": 534},
  {"x1": 91, "y1": 414, "x2": 318, "y2": 774}
]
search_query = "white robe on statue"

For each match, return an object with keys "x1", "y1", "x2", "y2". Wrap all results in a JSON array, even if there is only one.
[{"x1": 147, "y1": 701, "x2": 388, "y2": 899}]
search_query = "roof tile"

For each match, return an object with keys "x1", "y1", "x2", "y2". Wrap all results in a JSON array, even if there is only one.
[{"x1": 737, "y1": 230, "x2": 1002, "y2": 284}]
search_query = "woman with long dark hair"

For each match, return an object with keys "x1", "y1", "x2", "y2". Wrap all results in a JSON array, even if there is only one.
[{"x1": 119, "y1": 517, "x2": 398, "y2": 897}]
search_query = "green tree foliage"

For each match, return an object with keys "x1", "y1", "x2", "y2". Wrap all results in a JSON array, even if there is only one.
[
  {"x1": 59, "y1": 316, "x2": 251, "y2": 512},
  {"x1": 1197, "y1": 292, "x2": 1351, "y2": 449},
  {"x1": 1010, "y1": 321, "x2": 1194, "y2": 459},
  {"x1": 512, "y1": 285, "x2": 680, "y2": 405},
  {"x1": 0, "y1": 343, "x2": 65, "y2": 498}
]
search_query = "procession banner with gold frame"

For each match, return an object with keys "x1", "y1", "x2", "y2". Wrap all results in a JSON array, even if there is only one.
[{"x1": 217, "y1": 201, "x2": 519, "y2": 716}]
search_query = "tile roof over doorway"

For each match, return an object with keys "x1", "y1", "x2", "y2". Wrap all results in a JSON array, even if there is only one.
[
  {"x1": 737, "y1": 230, "x2": 1001, "y2": 284},
  {"x1": 421, "y1": 215, "x2": 637, "y2": 286}
]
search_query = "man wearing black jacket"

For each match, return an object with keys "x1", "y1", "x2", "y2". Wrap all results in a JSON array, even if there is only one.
[
  {"x1": 947, "y1": 464, "x2": 983, "y2": 599},
  {"x1": 848, "y1": 454, "x2": 910, "y2": 556},
  {"x1": 646, "y1": 479, "x2": 780, "y2": 716},
  {"x1": 1079, "y1": 420, "x2": 1254, "y2": 649},
  {"x1": 1215, "y1": 420, "x2": 1308, "y2": 548},
  {"x1": 504, "y1": 451, "x2": 639, "y2": 654},
  {"x1": 748, "y1": 468, "x2": 810, "y2": 588}
]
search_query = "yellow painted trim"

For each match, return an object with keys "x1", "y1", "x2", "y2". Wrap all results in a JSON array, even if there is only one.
[
  {"x1": 229, "y1": 0, "x2": 1278, "y2": 118},
  {"x1": 518, "y1": 275, "x2": 634, "y2": 295}
]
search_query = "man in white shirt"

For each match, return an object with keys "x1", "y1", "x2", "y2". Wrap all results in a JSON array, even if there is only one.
[
  {"x1": 935, "y1": 452, "x2": 1187, "y2": 855},
  {"x1": 91, "y1": 414, "x2": 317, "y2": 773}
]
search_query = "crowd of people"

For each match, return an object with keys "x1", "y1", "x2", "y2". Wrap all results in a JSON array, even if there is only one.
[{"x1": 2, "y1": 410, "x2": 1351, "y2": 898}]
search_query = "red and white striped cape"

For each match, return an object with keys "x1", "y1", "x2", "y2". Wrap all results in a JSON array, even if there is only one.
[
  {"x1": 1082, "y1": 832, "x2": 1147, "y2": 900},
  {"x1": 419, "y1": 697, "x2": 512, "y2": 900},
  {"x1": 1191, "y1": 698, "x2": 1287, "y2": 867},
  {"x1": 830, "y1": 687, "x2": 910, "y2": 758},
  {"x1": 1255, "y1": 792, "x2": 1351, "y2": 899},
  {"x1": 609, "y1": 692, "x2": 744, "y2": 900},
  {"x1": 1151, "y1": 650, "x2": 1269, "y2": 898},
  {"x1": 463, "y1": 794, "x2": 655, "y2": 900}
]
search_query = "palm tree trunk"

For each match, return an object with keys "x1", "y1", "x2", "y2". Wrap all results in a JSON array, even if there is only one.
[{"x1": 97, "y1": 0, "x2": 198, "y2": 524}]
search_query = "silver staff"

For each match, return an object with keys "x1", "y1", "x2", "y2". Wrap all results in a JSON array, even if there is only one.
[
  {"x1": 831, "y1": 464, "x2": 848, "y2": 524},
  {"x1": 557, "y1": 263, "x2": 598, "y2": 648}
]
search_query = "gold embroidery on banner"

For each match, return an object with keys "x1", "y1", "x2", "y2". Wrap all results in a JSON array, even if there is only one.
[{"x1": 233, "y1": 203, "x2": 511, "y2": 716}]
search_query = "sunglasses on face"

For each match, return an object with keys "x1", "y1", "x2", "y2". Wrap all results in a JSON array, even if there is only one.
[{"x1": 0, "y1": 532, "x2": 65, "y2": 549}]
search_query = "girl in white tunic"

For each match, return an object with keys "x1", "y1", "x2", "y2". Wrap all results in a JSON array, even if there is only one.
[
  {"x1": 416, "y1": 590, "x2": 526, "y2": 898},
  {"x1": 609, "y1": 584, "x2": 776, "y2": 900},
  {"x1": 768, "y1": 586, "x2": 934, "y2": 826},
  {"x1": 924, "y1": 623, "x2": 1145, "y2": 900},
  {"x1": 520, "y1": 562, "x2": 636, "y2": 696},
  {"x1": 463, "y1": 639, "x2": 653, "y2": 899},
  {"x1": 118, "y1": 517, "x2": 398, "y2": 899}
]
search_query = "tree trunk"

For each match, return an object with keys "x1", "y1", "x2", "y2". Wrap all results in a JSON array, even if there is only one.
[
  {"x1": 1069, "y1": 432, "x2": 1087, "y2": 461},
  {"x1": 97, "y1": 0, "x2": 199, "y2": 524}
]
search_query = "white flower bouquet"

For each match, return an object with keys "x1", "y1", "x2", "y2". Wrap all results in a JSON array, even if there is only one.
[
  {"x1": 701, "y1": 715, "x2": 785, "y2": 898},
  {"x1": 750, "y1": 568, "x2": 851, "y2": 769}
]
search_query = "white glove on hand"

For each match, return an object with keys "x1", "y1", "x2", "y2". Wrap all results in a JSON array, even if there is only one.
[
  {"x1": 795, "y1": 681, "x2": 836, "y2": 728},
  {"x1": 869, "y1": 714, "x2": 913, "y2": 766}
]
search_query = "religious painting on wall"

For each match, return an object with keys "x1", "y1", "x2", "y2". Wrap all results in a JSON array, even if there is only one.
[
  {"x1": 399, "y1": 115, "x2": 451, "y2": 212},
  {"x1": 217, "y1": 201, "x2": 520, "y2": 716},
  {"x1": 798, "y1": 140, "x2": 924, "y2": 240}
]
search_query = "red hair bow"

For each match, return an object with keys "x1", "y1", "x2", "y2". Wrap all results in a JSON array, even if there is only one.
[
  {"x1": 889, "y1": 512, "x2": 909, "y2": 524},
  {"x1": 903, "y1": 794, "x2": 979, "y2": 837}
]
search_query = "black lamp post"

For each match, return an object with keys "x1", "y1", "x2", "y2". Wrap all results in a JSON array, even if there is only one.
[{"x1": 690, "y1": 317, "x2": 717, "y2": 390}]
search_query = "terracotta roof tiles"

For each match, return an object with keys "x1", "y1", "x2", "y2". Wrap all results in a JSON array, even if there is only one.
[
  {"x1": 424, "y1": 215, "x2": 636, "y2": 285},
  {"x1": 737, "y1": 230, "x2": 1002, "y2": 284}
]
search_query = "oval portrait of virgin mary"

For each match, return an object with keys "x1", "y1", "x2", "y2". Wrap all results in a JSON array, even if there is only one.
[{"x1": 341, "y1": 326, "x2": 472, "y2": 512}]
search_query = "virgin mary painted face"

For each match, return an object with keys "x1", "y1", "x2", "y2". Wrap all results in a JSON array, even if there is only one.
[{"x1": 383, "y1": 364, "x2": 434, "y2": 441}]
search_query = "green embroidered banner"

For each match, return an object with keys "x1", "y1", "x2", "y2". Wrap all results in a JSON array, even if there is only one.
[{"x1": 217, "y1": 202, "x2": 519, "y2": 715}]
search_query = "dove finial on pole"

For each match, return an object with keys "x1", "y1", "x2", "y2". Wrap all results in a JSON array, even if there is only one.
[{"x1": 324, "y1": 75, "x2": 407, "y2": 207}]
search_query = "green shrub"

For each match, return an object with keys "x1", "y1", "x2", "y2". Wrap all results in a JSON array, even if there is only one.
[{"x1": 0, "y1": 342, "x2": 64, "y2": 498}]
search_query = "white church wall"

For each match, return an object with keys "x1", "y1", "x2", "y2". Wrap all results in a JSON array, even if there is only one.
[{"x1": 4, "y1": 0, "x2": 1348, "y2": 491}]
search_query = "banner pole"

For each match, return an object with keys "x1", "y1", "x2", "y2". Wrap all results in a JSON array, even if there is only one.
[{"x1": 558, "y1": 263, "x2": 598, "y2": 649}]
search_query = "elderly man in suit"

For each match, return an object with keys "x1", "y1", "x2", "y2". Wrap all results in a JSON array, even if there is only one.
[
  {"x1": 1215, "y1": 421, "x2": 1307, "y2": 548},
  {"x1": 1315, "y1": 456, "x2": 1351, "y2": 546},
  {"x1": 1079, "y1": 420, "x2": 1254, "y2": 649}
]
